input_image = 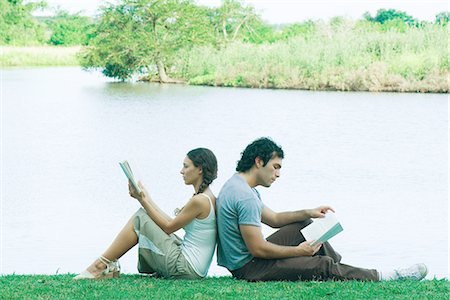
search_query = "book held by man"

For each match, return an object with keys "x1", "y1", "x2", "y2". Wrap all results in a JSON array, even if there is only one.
[
  {"x1": 119, "y1": 160, "x2": 142, "y2": 194},
  {"x1": 300, "y1": 212, "x2": 343, "y2": 246}
]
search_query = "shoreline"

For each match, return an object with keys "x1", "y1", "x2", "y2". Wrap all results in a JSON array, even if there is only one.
[{"x1": 2, "y1": 46, "x2": 448, "y2": 93}]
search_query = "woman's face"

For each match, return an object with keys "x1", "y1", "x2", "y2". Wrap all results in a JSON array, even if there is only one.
[{"x1": 180, "y1": 156, "x2": 202, "y2": 185}]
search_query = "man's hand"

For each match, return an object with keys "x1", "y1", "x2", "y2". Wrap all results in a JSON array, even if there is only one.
[
  {"x1": 308, "y1": 206, "x2": 335, "y2": 218},
  {"x1": 296, "y1": 241, "x2": 322, "y2": 256}
]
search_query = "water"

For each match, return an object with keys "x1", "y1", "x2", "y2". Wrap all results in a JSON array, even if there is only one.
[{"x1": 1, "y1": 67, "x2": 448, "y2": 278}]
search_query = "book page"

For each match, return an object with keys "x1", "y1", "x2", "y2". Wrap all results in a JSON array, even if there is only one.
[
  {"x1": 300, "y1": 212, "x2": 343, "y2": 245},
  {"x1": 119, "y1": 160, "x2": 142, "y2": 194}
]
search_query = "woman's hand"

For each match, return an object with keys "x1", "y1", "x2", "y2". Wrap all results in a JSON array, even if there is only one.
[
  {"x1": 128, "y1": 181, "x2": 147, "y2": 201},
  {"x1": 308, "y1": 206, "x2": 335, "y2": 218}
]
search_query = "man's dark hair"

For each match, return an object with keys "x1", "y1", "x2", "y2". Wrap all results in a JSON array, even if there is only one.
[{"x1": 236, "y1": 137, "x2": 284, "y2": 172}]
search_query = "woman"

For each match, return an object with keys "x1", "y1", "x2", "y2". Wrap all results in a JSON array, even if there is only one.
[{"x1": 74, "y1": 148, "x2": 218, "y2": 279}]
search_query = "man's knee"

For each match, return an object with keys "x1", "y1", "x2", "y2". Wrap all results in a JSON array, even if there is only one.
[
  {"x1": 296, "y1": 219, "x2": 313, "y2": 230},
  {"x1": 282, "y1": 219, "x2": 313, "y2": 232}
]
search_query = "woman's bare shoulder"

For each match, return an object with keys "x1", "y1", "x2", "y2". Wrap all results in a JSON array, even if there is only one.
[{"x1": 191, "y1": 192, "x2": 215, "y2": 202}]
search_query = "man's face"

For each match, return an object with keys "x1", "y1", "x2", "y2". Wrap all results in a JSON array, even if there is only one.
[{"x1": 256, "y1": 155, "x2": 282, "y2": 187}]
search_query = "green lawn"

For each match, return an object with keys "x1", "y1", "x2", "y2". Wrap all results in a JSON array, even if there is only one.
[{"x1": 0, "y1": 275, "x2": 448, "y2": 299}]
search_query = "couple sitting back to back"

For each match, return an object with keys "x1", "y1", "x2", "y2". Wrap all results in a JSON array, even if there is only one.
[{"x1": 75, "y1": 138, "x2": 427, "y2": 282}]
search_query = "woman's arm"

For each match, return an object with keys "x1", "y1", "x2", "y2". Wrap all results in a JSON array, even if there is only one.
[
  {"x1": 130, "y1": 181, "x2": 205, "y2": 235},
  {"x1": 134, "y1": 184, "x2": 172, "y2": 222}
]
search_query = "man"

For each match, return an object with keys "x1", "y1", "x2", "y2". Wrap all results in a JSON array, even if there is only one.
[{"x1": 216, "y1": 137, "x2": 427, "y2": 281}]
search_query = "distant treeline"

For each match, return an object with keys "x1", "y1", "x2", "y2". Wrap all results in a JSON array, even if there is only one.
[
  {"x1": 1, "y1": 0, "x2": 449, "y2": 92},
  {"x1": 0, "y1": 0, "x2": 95, "y2": 46}
]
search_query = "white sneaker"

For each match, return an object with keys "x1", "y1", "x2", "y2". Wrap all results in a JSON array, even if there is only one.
[{"x1": 394, "y1": 263, "x2": 428, "y2": 281}]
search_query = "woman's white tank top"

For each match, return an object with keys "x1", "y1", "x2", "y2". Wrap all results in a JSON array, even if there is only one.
[{"x1": 181, "y1": 193, "x2": 217, "y2": 277}]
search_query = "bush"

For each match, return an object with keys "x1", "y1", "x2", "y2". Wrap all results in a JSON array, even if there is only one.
[{"x1": 45, "y1": 11, "x2": 95, "y2": 46}]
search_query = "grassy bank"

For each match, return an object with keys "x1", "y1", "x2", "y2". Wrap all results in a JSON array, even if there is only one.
[
  {"x1": 2, "y1": 23, "x2": 449, "y2": 93},
  {"x1": 180, "y1": 23, "x2": 449, "y2": 93},
  {"x1": 0, "y1": 275, "x2": 448, "y2": 299},
  {"x1": 0, "y1": 46, "x2": 80, "y2": 67}
]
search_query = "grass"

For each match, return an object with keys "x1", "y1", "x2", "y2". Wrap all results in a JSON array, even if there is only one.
[
  {"x1": 0, "y1": 46, "x2": 80, "y2": 67},
  {"x1": 179, "y1": 23, "x2": 449, "y2": 93},
  {"x1": 0, "y1": 275, "x2": 448, "y2": 299}
]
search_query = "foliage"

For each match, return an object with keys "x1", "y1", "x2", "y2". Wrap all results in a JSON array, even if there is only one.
[
  {"x1": 364, "y1": 9, "x2": 418, "y2": 26},
  {"x1": 79, "y1": 0, "x2": 215, "y2": 81},
  {"x1": 4, "y1": 1, "x2": 449, "y2": 93},
  {"x1": 44, "y1": 11, "x2": 95, "y2": 46},
  {"x1": 209, "y1": 0, "x2": 272, "y2": 45},
  {"x1": 181, "y1": 22, "x2": 449, "y2": 93},
  {"x1": 0, "y1": 0, "x2": 47, "y2": 45},
  {"x1": 279, "y1": 21, "x2": 316, "y2": 40},
  {"x1": 435, "y1": 11, "x2": 450, "y2": 25}
]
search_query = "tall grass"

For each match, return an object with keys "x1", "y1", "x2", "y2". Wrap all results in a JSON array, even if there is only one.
[
  {"x1": 179, "y1": 23, "x2": 449, "y2": 93},
  {"x1": 0, "y1": 46, "x2": 80, "y2": 67}
]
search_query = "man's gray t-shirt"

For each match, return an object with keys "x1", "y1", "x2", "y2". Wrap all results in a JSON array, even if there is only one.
[{"x1": 217, "y1": 173, "x2": 264, "y2": 271}]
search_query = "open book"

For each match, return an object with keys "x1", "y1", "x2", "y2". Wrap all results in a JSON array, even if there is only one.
[
  {"x1": 300, "y1": 212, "x2": 343, "y2": 246},
  {"x1": 119, "y1": 160, "x2": 142, "y2": 194}
]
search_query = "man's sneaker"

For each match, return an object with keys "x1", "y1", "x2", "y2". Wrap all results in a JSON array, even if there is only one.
[{"x1": 394, "y1": 263, "x2": 428, "y2": 280}]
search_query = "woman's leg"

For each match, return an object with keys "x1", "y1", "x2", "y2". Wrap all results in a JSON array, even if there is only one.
[
  {"x1": 102, "y1": 215, "x2": 138, "y2": 260},
  {"x1": 83, "y1": 215, "x2": 138, "y2": 276}
]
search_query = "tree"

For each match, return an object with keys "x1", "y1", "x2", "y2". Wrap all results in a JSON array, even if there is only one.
[
  {"x1": 0, "y1": 0, "x2": 46, "y2": 45},
  {"x1": 45, "y1": 10, "x2": 95, "y2": 46},
  {"x1": 363, "y1": 9, "x2": 417, "y2": 26},
  {"x1": 210, "y1": 0, "x2": 268, "y2": 44},
  {"x1": 80, "y1": 0, "x2": 215, "y2": 81},
  {"x1": 435, "y1": 11, "x2": 450, "y2": 25},
  {"x1": 278, "y1": 21, "x2": 315, "y2": 40}
]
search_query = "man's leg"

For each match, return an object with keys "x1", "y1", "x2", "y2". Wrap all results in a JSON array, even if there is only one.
[
  {"x1": 232, "y1": 221, "x2": 378, "y2": 281},
  {"x1": 266, "y1": 220, "x2": 311, "y2": 246},
  {"x1": 233, "y1": 255, "x2": 379, "y2": 282},
  {"x1": 266, "y1": 221, "x2": 342, "y2": 263}
]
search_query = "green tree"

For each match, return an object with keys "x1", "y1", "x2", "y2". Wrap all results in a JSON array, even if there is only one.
[
  {"x1": 210, "y1": 0, "x2": 269, "y2": 44},
  {"x1": 435, "y1": 11, "x2": 450, "y2": 25},
  {"x1": 45, "y1": 10, "x2": 95, "y2": 46},
  {"x1": 279, "y1": 21, "x2": 316, "y2": 40},
  {"x1": 363, "y1": 9, "x2": 418, "y2": 26},
  {"x1": 80, "y1": 0, "x2": 215, "y2": 81},
  {"x1": 0, "y1": 0, "x2": 46, "y2": 45}
]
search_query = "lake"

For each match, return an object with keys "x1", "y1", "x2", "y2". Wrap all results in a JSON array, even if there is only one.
[{"x1": 1, "y1": 67, "x2": 448, "y2": 279}]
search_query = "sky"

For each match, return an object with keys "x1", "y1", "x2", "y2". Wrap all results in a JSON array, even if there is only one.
[{"x1": 41, "y1": 0, "x2": 449, "y2": 23}]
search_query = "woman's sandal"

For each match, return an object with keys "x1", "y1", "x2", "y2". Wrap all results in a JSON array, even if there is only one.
[{"x1": 73, "y1": 255, "x2": 120, "y2": 280}]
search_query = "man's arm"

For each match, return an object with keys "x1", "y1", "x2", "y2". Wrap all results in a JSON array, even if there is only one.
[
  {"x1": 240, "y1": 225, "x2": 321, "y2": 259},
  {"x1": 261, "y1": 205, "x2": 335, "y2": 228}
]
